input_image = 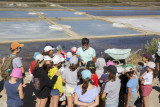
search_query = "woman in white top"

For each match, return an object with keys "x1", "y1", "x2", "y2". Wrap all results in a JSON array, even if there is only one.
[{"x1": 140, "y1": 62, "x2": 155, "y2": 107}]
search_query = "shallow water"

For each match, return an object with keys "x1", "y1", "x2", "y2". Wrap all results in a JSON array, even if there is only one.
[
  {"x1": 57, "y1": 20, "x2": 140, "y2": 36},
  {"x1": 0, "y1": 21, "x2": 69, "y2": 41},
  {"x1": 0, "y1": 36, "x2": 158, "y2": 70},
  {"x1": 39, "y1": 11, "x2": 87, "y2": 17},
  {"x1": 0, "y1": 11, "x2": 38, "y2": 18},
  {"x1": 79, "y1": 10, "x2": 160, "y2": 16}
]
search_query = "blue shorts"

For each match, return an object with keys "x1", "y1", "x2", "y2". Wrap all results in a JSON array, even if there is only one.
[
  {"x1": 105, "y1": 99, "x2": 119, "y2": 107},
  {"x1": 50, "y1": 89, "x2": 60, "y2": 96}
]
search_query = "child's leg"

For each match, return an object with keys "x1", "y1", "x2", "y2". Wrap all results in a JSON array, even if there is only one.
[
  {"x1": 40, "y1": 98, "x2": 48, "y2": 107},
  {"x1": 53, "y1": 95, "x2": 60, "y2": 107},
  {"x1": 36, "y1": 97, "x2": 40, "y2": 107},
  {"x1": 67, "y1": 96, "x2": 74, "y2": 107},
  {"x1": 143, "y1": 96, "x2": 149, "y2": 107},
  {"x1": 61, "y1": 100, "x2": 66, "y2": 106}
]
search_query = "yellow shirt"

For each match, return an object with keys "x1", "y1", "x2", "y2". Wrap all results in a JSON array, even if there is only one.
[{"x1": 48, "y1": 67, "x2": 63, "y2": 94}]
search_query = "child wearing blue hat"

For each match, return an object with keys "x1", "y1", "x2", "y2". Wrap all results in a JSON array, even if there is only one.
[
  {"x1": 29, "y1": 52, "x2": 40, "y2": 77},
  {"x1": 74, "y1": 69, "x2": 99, "y2": 107}
]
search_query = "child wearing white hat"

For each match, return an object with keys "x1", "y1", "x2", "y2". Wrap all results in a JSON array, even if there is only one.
[
  {"x1": 140, "y1": 62, "x2": 155, "y2": 107},
  {"x1": 48, "y1": 55, "x2": 63, "y2": 107},
  {"x1": 33, "y1": 54, "x2": 60, "y2": 107}
]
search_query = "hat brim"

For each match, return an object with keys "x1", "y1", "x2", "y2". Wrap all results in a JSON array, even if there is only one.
[{"x1": 19, "y1": 44, "x2": 24, "y2": 47}]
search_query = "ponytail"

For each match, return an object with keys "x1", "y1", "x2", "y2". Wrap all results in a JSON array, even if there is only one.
[{"x1": 82, "y1": 77, "x2": 90, "y2": 95}]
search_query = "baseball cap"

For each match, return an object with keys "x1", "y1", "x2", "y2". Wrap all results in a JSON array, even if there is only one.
[
  {"x1": 106, "y1": 61, "x2": 115, "y2": 67},
  {"x1": 44, "y1": 46, "x2": 55, "y2": 52},
  {"x1": 124, "y1": 67, "x2": 134, "y2": 73},
  {"x1": 33, "y1": 52, "x2": 40, "y2": 59},
  {"x1": 36, "y1": 54, "x2": 44, "y2": 63},
  {"x1": 44, "y1": 55, "x2": 52, "y2": 61},
  {"x1": 81, "y1": 69, "x2": 92, "y2": 79},
  {"x1": 69, "y1": 56, "x2": 78, "y2": 65},
  {"x1": 70, "y1": 47, "x2": 77, "y2": 53},
  {"x1": 147, "y1": 62, "x2": 156, "y2": 69},
  {"x1": 86, "y1": 61, "x2": 95, "y2": 69},
  {"x1": 107, "y1": 65, "x2": 117, "y2": 74},
  {"x1": 52, "y1": 55, "x2": 61, "y2": 64},
  {"x1": 56, "y1": 45, "x2": 62, "y2": 51},
  {"x1": 124, "y1": 64, "x2": 134, "y2": 69},
  {"x1": 11, "y1": 42, "x2": 24, "y2": 50},
  {"x1": 10, "y1": 68, "x2": 22, "y2": 78},
  {"x1": 66, "y1": 51, "x2": 73, "y2": 61}
]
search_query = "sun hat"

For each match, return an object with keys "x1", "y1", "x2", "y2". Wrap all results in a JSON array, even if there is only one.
[
  {"x1": 36, "y1": 54, "x2": 44, "y2": 63},
  {"x1": 10, "y1": 68, "x2": 22, "y2": 78},
  {"x1": 69, "y1": 56, "x2": 78, "y2": 65},
  {"x1": 52, "y1": 55, "x2": 61, "y2": 64},
  {"x1": 44, "y1": 46, "x2": 55, "y2": 52},
  {"x1": 66, "y1": 51, "x2": 73, "y2": 61},
  {"x1": 33, "y1": 52, "x2": 40, "y2": 59},
  {"x1": 106, "y1": 61, "x2": 115, "y2": 67},
  {"x1": 86, "y1": 61, "x2": 95, "y2": 69},
  {"x1": 56, "y1": 45, "x2": 62, "y2": 51},
  {"x1": 107, "y1": 65, "x2": 117, "y2": 74},
  {"x1": 81, "y1": 69, "x2": 92, "y2": 79},
  {"x1": 11, "y1": 42, "x2": 24, "y2": 50},
  {"x1": 147, "y1": 62, "x2": 156, "y2": 69},
  {"x1": 44, "y1": 55, "x2": 52, "y2": 61},
  {"x1": 70, "y1": 47, "x2": 77, "y2": 53}
]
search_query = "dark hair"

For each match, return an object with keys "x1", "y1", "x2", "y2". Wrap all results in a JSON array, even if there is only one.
[
  {"x1": 82, "y1": 38, "x2": 89, "y2": 45},
  {"x1": 82, "y1": 77, "x2": 90, "y2": 95},
  {"x1": 10, "y1": 48, "x2": 18, "y2": 52},
  {"x1": 106, "y1": 73, "x2": 116, "y2": 82},
  {"x1": 87, "y1": 67, "x2": 96, "y2": 74},
  {"x1": 34, "y1": 60, "x2": 43, "y2": 70},
  {"x1": 126, "y1": 70, "x2": 135, "y2": 77},
  {"x1": 69, "y1": 63, "x2": 79, "y2": 71},
  {"x1": 43, "y1": 62, "x2": 53, "y2": 72},
  {"x1": 46, "y1": 62, "x2": 54, "y2": 71},
  {"x1": 42, "y1": 51, "x2": 52, "y2": 56}
]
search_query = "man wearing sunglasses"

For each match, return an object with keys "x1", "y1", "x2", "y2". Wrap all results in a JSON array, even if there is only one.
[{"x1": 76, "y1": 38, "x2": 96, "y2": 66}]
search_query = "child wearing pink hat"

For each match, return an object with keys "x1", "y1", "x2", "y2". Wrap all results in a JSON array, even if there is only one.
[{"x1": 4, "y1": 68, "x2": 24, "y2": 107}]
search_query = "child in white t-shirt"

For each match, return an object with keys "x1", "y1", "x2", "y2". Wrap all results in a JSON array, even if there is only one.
[{"x1": 140, "y1": 62, "x2": 155, "y2": 107}]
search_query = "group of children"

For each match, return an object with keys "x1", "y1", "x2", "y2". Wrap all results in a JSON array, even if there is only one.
[{"x1": 1, "y1": 38, "x2": 159, "y2": 107}]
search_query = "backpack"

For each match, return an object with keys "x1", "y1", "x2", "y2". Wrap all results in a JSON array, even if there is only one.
[{"x1": 1, "y1": 55, "x2": 17, "y2": 80}]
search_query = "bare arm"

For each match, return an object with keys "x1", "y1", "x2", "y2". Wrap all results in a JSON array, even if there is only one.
[
  {"x1": 101, "y1": 92, "x2": 107, "y2": 99},
  {"x1": 18, "y1": 83, "x2": 24, "y2": 99},
  {"x1": 125, "y1": 87, "x2": 131, "y2": 107},
  {"x1": 20, "y1": 66, "x2": 25, "y2": 74},
  {"x1": 62, "y1": 78, "x2": 66, "y2": 83},
  {"x1": 92, "y1": 57, "x2": 96, "y2": 63},
  {"x1": 74, "y1": 93, "x2": 92, "y2": 106},
  {"x1": 137, "y1": 84, "x2": 139, "y2": 92},
  {"x1": 88, "y1": 95, "x2": 99, "y2": 107},
  {"x1": 3, "y1": 86, "x2": 6, "y2": 94}
]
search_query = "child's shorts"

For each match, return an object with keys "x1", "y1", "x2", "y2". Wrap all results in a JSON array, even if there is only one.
[
  {"x1": 141, "y1": 84, "x2": 152, "y2": 97},
  {"x1": 129, "y1": 93, "x2": 138, "y2": 106},
  {"x1": 65, "y1": 85, "x2": 75, "y2": 96},
  {"x1": 51, "y1": 89, "x2": 60, "y2": 96}
]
